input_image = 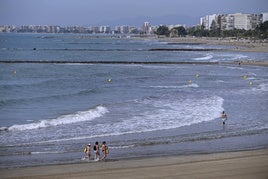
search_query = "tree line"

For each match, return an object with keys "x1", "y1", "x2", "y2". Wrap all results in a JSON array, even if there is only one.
[{"x1": 155, "y1": 21, "x2": 268, "y2": 39}]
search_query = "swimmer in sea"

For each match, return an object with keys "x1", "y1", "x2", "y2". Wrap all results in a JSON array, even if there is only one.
[{"x1": 221, "y1": 111, "x2": 227, "y2": 125}]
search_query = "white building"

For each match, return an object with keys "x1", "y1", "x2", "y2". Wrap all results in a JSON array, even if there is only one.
[
  {"x1": 120, "y1": 25, "x2": 129, "y2": 34},
  {"x1": 262, "y1": 12, "x2": 268, "y2": 22},
  {"x1": 220, "y1": 14, "x2": 235, "y2": 30},
  {"x1": 141, "y1": 22, "x2": 152, "y2": 34},
  {"x1": 202, "y1": 13, "x2": 263, "y2": 31},
  {"x1": 200, "y1": 14, "x2": 218, "y2": 30},
  {"x1": 232, "y1": 13, "x2": 252, "y2": 30},
  {"x1": 89, "y1": 26, "x2": 99, "y2": 33},
  {"x1": 99, "y1": 26, "x2": 110, "y2": 33}
]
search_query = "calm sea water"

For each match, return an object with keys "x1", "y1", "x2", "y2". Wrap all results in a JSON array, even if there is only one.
[{"x1": 0, "y1": 33, "x2": 268, "y2": 168}]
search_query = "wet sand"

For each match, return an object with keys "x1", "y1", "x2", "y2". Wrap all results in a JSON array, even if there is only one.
[{"x1": 1, "y1": 149, "x2": 268, "y2": 179}]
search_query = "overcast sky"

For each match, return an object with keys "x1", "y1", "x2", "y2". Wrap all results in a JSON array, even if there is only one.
[{"x1": 0, "y1": 0, "x2": 267, "y2": 26}]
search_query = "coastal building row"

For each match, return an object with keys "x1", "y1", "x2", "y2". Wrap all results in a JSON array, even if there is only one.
[
  {"x1": 1, "y1": 12, "x2": 267, "y2": 34},
  {"x1": 0, "y1": 23, "x2": 152, "y2": 34},
  {"x1": 0, "y1": 22, "x2": 165, "y2": 35},
  {"x1": 200, "y1": 12, "x2": 268, "y2": 30}
]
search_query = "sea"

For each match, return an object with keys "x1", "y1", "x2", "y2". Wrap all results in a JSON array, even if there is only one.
[{"x1": 0, "y1": 33, "x2": 268, "y2": 168}]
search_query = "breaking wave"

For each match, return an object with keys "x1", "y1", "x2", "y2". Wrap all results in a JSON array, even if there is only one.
[
  {"x1": 193, "y1": 54, "x2": 213, "y2": 61},
  {"x1": 149, "y1": 83, "x2": 199, "y2": 89},
  {"x1": 7, "y1": 105, "x2": 108, "y2": 131}
]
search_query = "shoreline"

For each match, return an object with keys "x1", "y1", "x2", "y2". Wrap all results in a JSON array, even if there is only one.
[
  {"x1": 1, "y1": 60, "x2": 268, "y2": 67},
  {"x1": 1, "y1": 149, "x2": 268, "y2": 179},
  {"x1": 150, "y1": 36, "x2": 268, "y2": 53}
]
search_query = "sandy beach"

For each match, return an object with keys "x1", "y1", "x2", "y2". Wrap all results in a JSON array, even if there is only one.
[
  {"x1": 1, "y1": 149, "x2": 267, "y2": 179},
  {"x1": 155, "y1": 36, "x2": 268, "y2": 53},
  {"x1": 156, "y1": 36, "x2": 268, "y2": 67}
]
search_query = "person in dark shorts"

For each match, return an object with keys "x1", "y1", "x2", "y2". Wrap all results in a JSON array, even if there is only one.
[
  {"x1": 93, "y1": 141, "x2": 100, "y2": 161},
  {"x1": 221, "y1": 111, "x2": 227, "y2": 125}
]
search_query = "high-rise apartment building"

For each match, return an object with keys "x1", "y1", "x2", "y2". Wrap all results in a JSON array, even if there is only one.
[
  {"x1": 200, "y1": 14, "x2": 218, "y2": 30},
  {"x1": 261, "y1": 12, "x2": 268, "y2": 22},
  {"x1": 232, "y1": 13, "x2": 251, "y2": 30},
  {"x1": 99, "y1": 26, "x2": 110, "y2": 33},
  {"x1": 201, "y1": 13, "x2": 267, "y2": 31},
  {"x1": 218, "y1": 14, "x2": 234, "y2": 30},
  {"x1": 141, "y1": 22, "x2": 152, "y2": 34}
]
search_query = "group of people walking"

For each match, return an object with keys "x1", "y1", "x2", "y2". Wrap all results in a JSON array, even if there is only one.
[{"x1": 84, "y1": 141, "x2": 109, "y2": 161}]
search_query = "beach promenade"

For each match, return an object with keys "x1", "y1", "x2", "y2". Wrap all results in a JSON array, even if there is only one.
[{"x1": 1, "y1": 149, "x2": 268, "y2": 179}]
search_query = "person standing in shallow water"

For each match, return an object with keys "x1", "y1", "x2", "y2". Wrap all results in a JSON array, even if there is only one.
[
  {"x1": 84, "y1": 144, "x2": 91, "y2": 160},
  {"x1": 100, "y1": 141, "x2": 109, "y2": 161},
  {"x1": 221, "y1": 111, "x2": 227, "y2": 125},
  {"x1": 93, "y1": 142, "x2": 100, "y2": 161}
]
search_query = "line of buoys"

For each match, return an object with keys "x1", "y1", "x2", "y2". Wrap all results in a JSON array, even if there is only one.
[
  {"x1": 185, "y1": 74, "x2": 200, "y2": 86},
  {"x1": 243, "y1": 75, "x2": 254, "y2": 86}
]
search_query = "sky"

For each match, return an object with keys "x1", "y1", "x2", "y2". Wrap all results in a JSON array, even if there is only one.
[{"x1": 0, "y1": 0, "x2": 267, "y2": 26}]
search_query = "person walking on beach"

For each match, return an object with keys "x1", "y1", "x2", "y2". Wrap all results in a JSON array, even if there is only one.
[
  {"x1": 100, "y1": 141, "x2": 109, "y2": 161},
  {"x1": 93, "y1": 141, "x2": 100, "y2": 161},
  {"x1": 221, "y1": 111, "x2": 227, "y2": 125},
  {"x1": 84, "y1": 144, "x2": 91, "y2": 160}
]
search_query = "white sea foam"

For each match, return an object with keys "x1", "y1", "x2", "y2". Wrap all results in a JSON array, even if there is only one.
[
  {"x1": 193, "y1": 54, "x2": 213, "y2": 61},
  {"x1": 238, "y1": 82, "x2": 268, "y2": 94},
  {"x1": 226, "y1": 66, "x2": 244, "y2": 70},
  {"x1": 8, "y1": 105, "x2": 108, "y2": 131},
  {"x1": 2, "y1": 96, "x2": 224, "y2": 148},
  {"x1": 234, "y1": 54, "x2": 248, "y2": 60},
  {"x1": 149, "y1": 85, "x2": 179, "y2": 89},
  {"x1": 109, "y1": 145, "x2": 135, "y2": 149},
  {"x1": 11, "y1": 96, "x2": 224, "y2": 146},
  {"x1": 30, "y1": 151, "x2": 66, "y2": 155},
  {"x1": 100, "y1": 96, "x2": 225, "y2": 137},
  {"x1": 221, "y1": 54, "x2": 248, "y2": 61},
  {"x1": 252, "y1": 83, "x2": 268, "y2": 92},
  {"x1": 186, "y1": 83, "x2": 199, "y2": 88},
  {"x1": 0, "y1": 127, "x2": 8, "y2": 131},
  {"x1": 2, "y1": 96, "x2": 224, "y2": 146},
  {"x1": 149, "y1": 83, "x2": 199, "y2": 89},
  {"x1": 247, "y1": 77, "x2": 256, "y2": 80},
  {"x1": 215, "y1": 80, "x2": 225, "y2": 83},
  {"x1": 99, "y1": 96, "x2": 224, "y2": 136}
]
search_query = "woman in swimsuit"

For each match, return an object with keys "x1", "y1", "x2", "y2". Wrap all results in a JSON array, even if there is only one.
[
  {"x1": 100, "y1": 141, "x2": 108, "y2": 161},
  {"x1": 93, "y1": 141, "x2": 100, "y2": 161}
]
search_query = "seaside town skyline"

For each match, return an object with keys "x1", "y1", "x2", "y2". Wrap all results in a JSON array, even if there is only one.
[
  {"x1": 1, "y1": 12, "x2": 267, "y2": 35},
  {"x1": 1, "y1": 0, "x2": 267, "y2": 26}
]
